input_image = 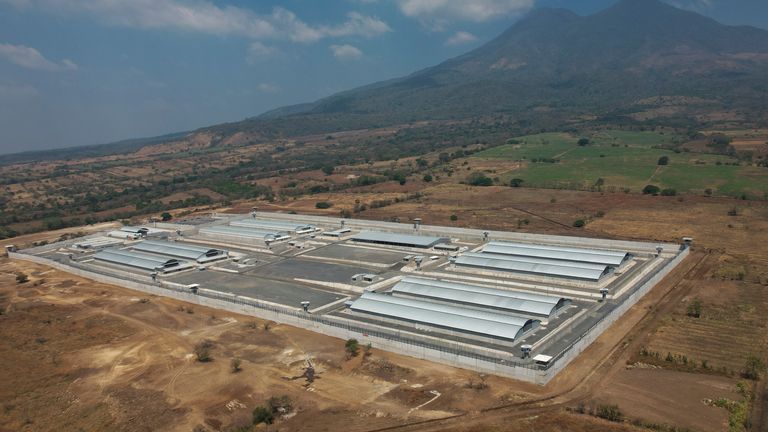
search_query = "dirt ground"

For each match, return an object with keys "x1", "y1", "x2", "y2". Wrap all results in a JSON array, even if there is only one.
[
  {"x1": 0, "y1": 257, "x2": 539, "y2": 432},
  {"x1": 3, "y1": 184, "x2": 768, "y2": 431}
]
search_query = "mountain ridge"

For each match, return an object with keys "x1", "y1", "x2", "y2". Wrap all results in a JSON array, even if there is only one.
[{"x1": 248, "y1": 0, "x2": 768, "y2": 134}]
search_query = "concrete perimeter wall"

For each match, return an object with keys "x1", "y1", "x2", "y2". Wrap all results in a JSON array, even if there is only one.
[{"x1": 9, "y1": 246, "x2": 689, "y2": 385}]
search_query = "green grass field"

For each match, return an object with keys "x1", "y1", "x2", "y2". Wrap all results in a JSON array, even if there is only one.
[{"x1": 473, "y1": 131, "x2": 768, "y2": 197}]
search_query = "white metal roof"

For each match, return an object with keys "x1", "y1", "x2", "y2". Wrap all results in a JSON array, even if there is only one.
[
  {"x1": 484, "y1": 241, "x2": 629, "y2": 266},
  {"x1": 475, "y1": 252, "x2": 608, "y2": 272},
  {"x1": 130, "y1": 240, "x2": 227, "y2": 262},
  {"x1": 94, "y1": 248, "x2": 188, "y2": 271},
  {"x1": 198, "y1": 225, "x2": 289, "y2": 241},
  {"x1": 351, "y1": 292, "x2": 536, "y2": 341},
  {"x1": 455, "y1": 253, "x2": 607, "y2": 281},
  {"x1": 393, "y1": 277, "x2": 567, "y2": 317},
  {"x1": 230, "y1": 219, "x2": 316, "y2": 233},
  {"x1": 73, "y1": 237, "x2": 125, "y2": 249},
  {"x1": 351, "y1": 231, "x2": 448, "y2": 248}
]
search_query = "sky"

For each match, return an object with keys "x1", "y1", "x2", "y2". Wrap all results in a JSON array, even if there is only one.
[{"x1": 0, "y1": 0, "x2": 767, "y2": 154}]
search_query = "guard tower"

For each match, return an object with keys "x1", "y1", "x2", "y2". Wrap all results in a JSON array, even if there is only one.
[
  {"x1": 520, "y1": 344, "x2": 533, "y2": 359},
  {"x1": 599, "y1": 287, "x2": 609, "y2": 302},
  {"x1": 301, "y1": 301, "x2": 311, "y2": 312}
]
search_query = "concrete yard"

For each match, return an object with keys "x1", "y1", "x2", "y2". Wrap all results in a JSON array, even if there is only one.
[{"x1": 167, "y1": 270, "x2": 346, "y2": 309}]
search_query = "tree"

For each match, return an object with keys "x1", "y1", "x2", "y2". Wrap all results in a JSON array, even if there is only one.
[
  {"x1": 450, "y1": 214, "x2": 458, "y2": 222},
  {"x1": 231, "y1": 358, "x2": 242, "y2": 373},
  {"x1": 509, "y1": 178, "x2": 524, "y2": 188},
  {"x1": 252, "y1": 406, "x2": 274, "y2": 425},
  {"x1": 466, "y1": 171, "x2": 493, "y2": 186},
  {"x1": 686, "y1": 298, "x2": 702, "y2": 318},
  {"x1": 194, "y1": 340, "x2": 213, "y2": 362},
  {"x1": 661, "y1": 188, "x2": 677, "y2": 196},
  {"x1": 161, "y1": 212, "x2": 173, "y2": 221},
  {"x1": 15, "y1": 272, "x2": 29, "y2": 284},
  {"x1": 743, "y1": 354, "x2": 766, "y2": 380},
  {"x1": 577, "y1": 138, "x2": 590, "y2": 146},
  {"x1": 315, "y1": 201, "x2": 333, "y2": 209},
  {"x1": 658, "y1": 156, "x2": 669, "y2": 166},
  {"x1": 573, "y1": 219, "x2": 586, "y2": 228},
  {"x1": 422, "y1": 174, "x2": 433, "y2": 183},
  {"x1": 642, "y1": 185, "x2": 661, "y2": 195},
  {"x1": 321, "y1": 165, "x2": 335, "y2": 175},
  {"x1": 345, "y1": 338, "x2": 360, "y2": 358}
]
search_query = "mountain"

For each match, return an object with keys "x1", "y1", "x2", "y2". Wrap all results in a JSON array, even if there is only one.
[{"x1": 245, "y1": 0, "x2": 768, "y2": 134}]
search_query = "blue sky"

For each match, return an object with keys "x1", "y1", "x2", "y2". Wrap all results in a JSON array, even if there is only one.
[{"x1": 0, "y1": 0, "x2": 766, "y2": 154}]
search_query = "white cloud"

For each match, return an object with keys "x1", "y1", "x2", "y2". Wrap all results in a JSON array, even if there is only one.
[
  {"x1": 257, "y1": 82, "x2": 280, "y2": 93},
  {"x1": 246, "y1": 41, "x2": 276, "y2": 63},
  {"x1": 0, "y1": 42, "x2": 77, "y2": 71},
  {"x1": 2, "y1": 1, "x2": 390, "y2": 42},
  {"x1": 330, "y1": 44, "x2": 363, "y2": 59},
  {"x1": 445, "y1": 31, "x2": 478, "y2": 46},
  {"x1": 397, "y1": 0, "x2": 534, "y2": 28}
]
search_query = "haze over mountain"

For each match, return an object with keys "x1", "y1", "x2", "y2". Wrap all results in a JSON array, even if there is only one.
[{"x1": 233, "y1": 0, "x2": 768, "y2": 135}]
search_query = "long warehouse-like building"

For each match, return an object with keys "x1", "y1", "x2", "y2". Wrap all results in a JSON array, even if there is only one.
[
  {"x1": 482, "y1": 241, "x2": 631, "y2": 267},
  {"x1": 351, "y1": 231, "x2": 450, "y2": 249},
  {"x1": 198, "y1": 225, "x2": 291, "y2": 245},
  {"x1": 93, "y1": 248, "x2": 192, "y2": 273},
  {"x1": 350, "y1": 292, "x2": 539, "y2": 345},
  {"x1": 390, "y1": 276, "x2": 570, "y2": 319},
  {"x1": 230, "y1": 219, "x2": 317, "y2": 234},
  {"x1": 455, "y1": 252, "x2": 610, "y2": 281},
  {"x1": 130, "y1": 240, "x2": 228, "y2": 263}
]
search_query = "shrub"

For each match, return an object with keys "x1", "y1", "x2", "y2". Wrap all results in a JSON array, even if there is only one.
[
  {"x1": 660, "y1": 188, "x2": 677, "y2": 196},
  {"x1": 658, "y1": 156, "x2": 669, "y2": 166},
  {"x1": 321, "y1": 165, "x2": 334, "y2": 175},
  {"x1": 466, "y1": 171, "x2": 493, "y2": 186},
  {"x1": 595, "y1": 404, "x2": 623, "y2": 422},
  {"x1": 194, "y1": 340, "x2": 213, "y2": 362},
  {"x1": 686, "y1": 299, "x2": 702, "y2": 318},
  {"x1": 345, "y1": 338, "x2": 360, "y2": 358},
  {"x1": 642, "y1": 185, "x2": 661, "y2": 195},
  {"x1": 450, "y1": 214, "x2": 458, "y2": 222},
  {"x1": 252, "y1": 406, "x2": 274, "y2": 425},
  {"x1": 315, "y1": 201, "x2": 333, "y2": 209},
  {"x1": 573, "y1": 219, "x2": 586, "y2": 228},
  {"x1": 577, "y1": 138, "x2": 590, "y2": 146},
  {"x1": 422, "y1": 174, "x2": 433, "y2": 182},
  {"x1": 15, "y1": 272, "x2": 29, "y2": 284},
  {"x1": 161, "y1": 212, "x2": 173, "y2": 221},
  {"x1": 231, "y1": 358, "x2": 242, "y2": 373},
  {"x1": 267, "y1": 395, "x2": 293, "y2": 414},
  {"x1": 743, "y1": 354, "x2": 766, "y2": 380},
  {"x1": 509, "y1": 178, "x2": 524, "y2": 187}
]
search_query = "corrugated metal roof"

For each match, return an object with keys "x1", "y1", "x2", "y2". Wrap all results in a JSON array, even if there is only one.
[
  {"x1": 231, "y1": 219, "x2": 316, "y2": 232},
  {"x1": 351, "y1": 231, "x2": 448, "y2": 248},
  {"x1": 198, "y1": 225, "x2": 288, "y2": 241},
  {"x1": 474, "y1": 252, "x2": 608, "y2": 272},
  {"x1": 393, "y1": 277, "x2": 566, "y2": 317},
  {"x1": 350, "y1": 292, "x2": 535, "y2": 341},
  {"x1": 131, "y1": 240, "x2": 226, "y2": 262},
  {"x1": 94, "y1": 248, "x2": 187, "y2": 271},
  {"x1": 485, "y1": 241, "x2": 629, "y2": 266},
  {"x1": 323, "y1": 228, "x2": 352, "y2": 236},
  {"x1": 455, "y1": 253, "x2": 607, "y2": 281}
]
